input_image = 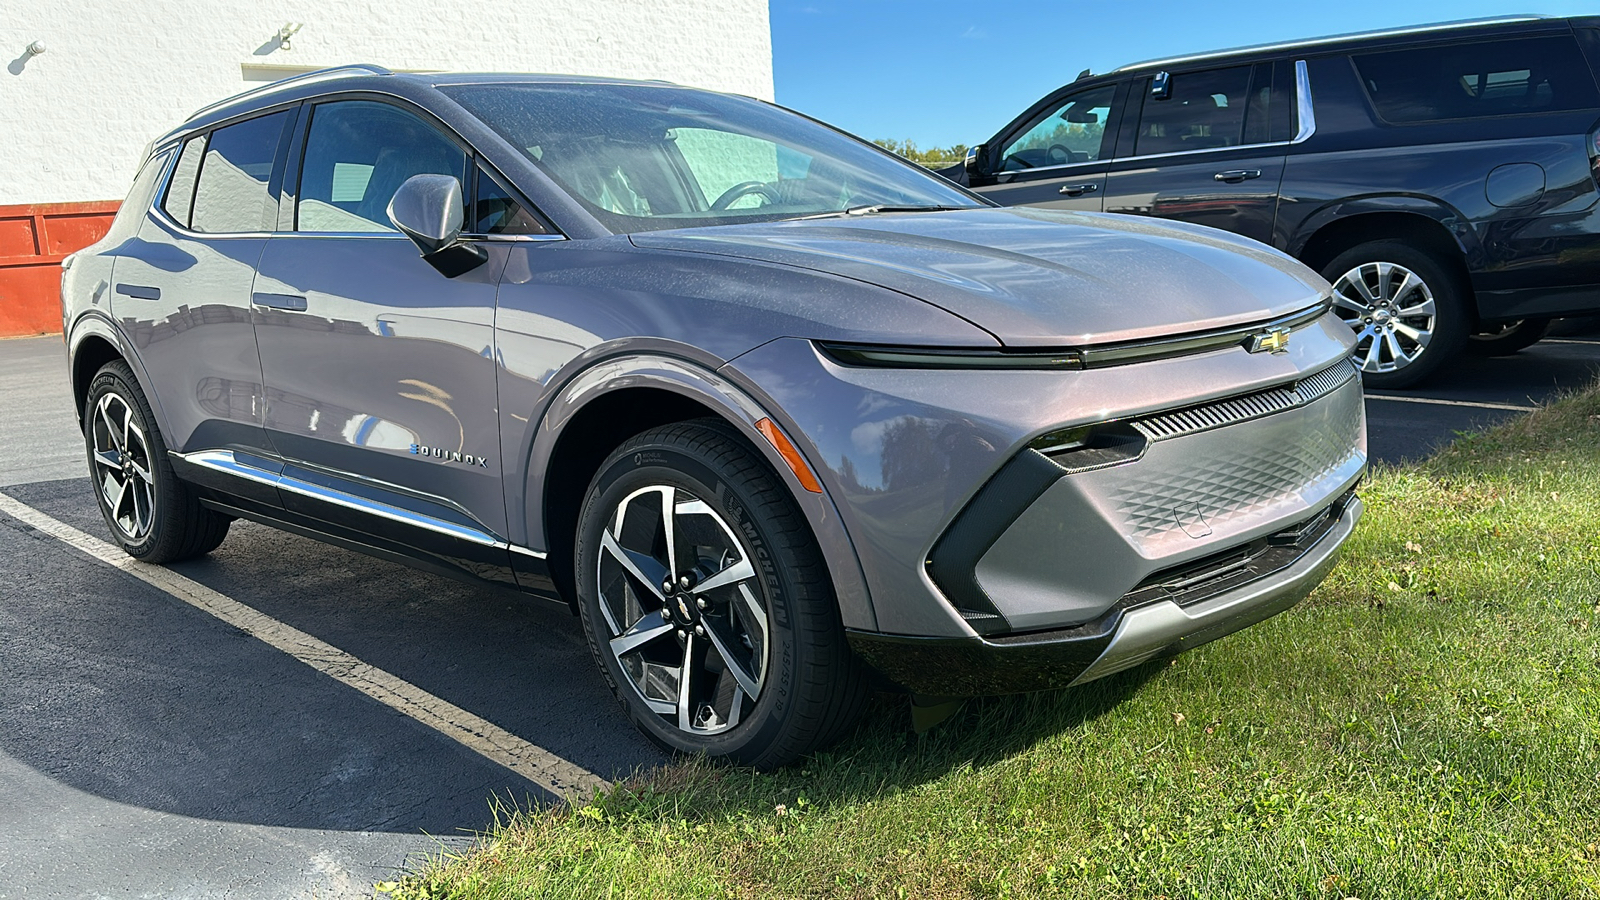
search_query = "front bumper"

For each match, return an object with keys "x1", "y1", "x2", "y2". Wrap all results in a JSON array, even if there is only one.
[{"x1": 848, "y1": 492, "x2": 1361, "y2": 696}]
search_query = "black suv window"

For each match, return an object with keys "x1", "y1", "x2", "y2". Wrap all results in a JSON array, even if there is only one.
[
  {"x1": 472, "y1": 164, "x2": 549, "y2": 235},
  {"x1": 998, "y1": 85, "x2": 1117, "y2": 172},
  {"x1": 190, "y1": 111, "x2": 290, "y2": 234},
  {"x1": 1354, "y1": 36, "x2": 1600, "y2": 123},
  {"x1": 1134, "y1": 65, "x2": 1254, "y2": 156},
  {"x1": 297, "y1": 101, "x2": 468, "y2": 233}
]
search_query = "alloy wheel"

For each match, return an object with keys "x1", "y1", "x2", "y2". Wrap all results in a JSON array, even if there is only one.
[
  {"x1": 595, "y1": 484, "x2": 769, "y2": 736},
  {"x1": 1331, "y1": 261, "x2": 1437, "y2": 374},
  {"x1": 90, "y1": 391, "x2": 156, "y2": 541}
]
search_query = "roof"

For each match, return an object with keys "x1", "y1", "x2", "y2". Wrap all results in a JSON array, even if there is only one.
[{"x1": 1109, "y1": 14, "x2": 1555, "y2": 74}]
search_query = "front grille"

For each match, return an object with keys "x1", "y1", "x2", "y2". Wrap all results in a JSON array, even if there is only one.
[{"x1": 1133, "y1": 358, "x2": 1357, "y2": 442}]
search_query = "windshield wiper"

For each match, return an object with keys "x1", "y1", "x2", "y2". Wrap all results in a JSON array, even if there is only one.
[{"x1": 788, "y1": 204, "x2": 973, "y2": 222}]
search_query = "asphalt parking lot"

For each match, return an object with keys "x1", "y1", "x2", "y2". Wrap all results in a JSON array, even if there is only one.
[{"x1": 1, "y1": 330, "x2": 1598, "y2": 898}]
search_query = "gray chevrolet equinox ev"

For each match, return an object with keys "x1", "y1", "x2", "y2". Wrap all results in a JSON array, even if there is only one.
[{"x1": 62, "y1": 67, "x2": 1367, "y2": 766}]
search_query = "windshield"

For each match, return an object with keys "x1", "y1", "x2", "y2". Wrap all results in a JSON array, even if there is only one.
[{"x1": 440, "y1": 82, "x2": 986, "y2": 234}]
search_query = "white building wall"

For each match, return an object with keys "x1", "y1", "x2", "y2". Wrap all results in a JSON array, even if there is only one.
[{"x1": 1, "y1": 0, "x2": 773, "y2": 205}]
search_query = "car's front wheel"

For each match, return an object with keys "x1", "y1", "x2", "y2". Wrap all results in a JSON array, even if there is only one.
[
  {"x1": 574, "y1": 419, "x2": 866, "y2": 768},
  {"x1": 84, "y1": 360, "x2": 230, "y2": 562},
  {"x1": 1322, "y1": 241, "x2": 1470, "y2": 389}
]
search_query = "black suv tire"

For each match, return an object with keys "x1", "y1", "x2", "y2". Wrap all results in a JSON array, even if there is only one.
[
  {"x1": 84, "y1": 361, "x2": 230, "y2": 562},
  {"x1": 1467, "y1": 317, "x2": 1551, "y2": 357},
  {"x1": 574, "y1": 419, "x2": 867, "y2": 768},
  {"x1": 1321, "y1": 240, "x2": 1471, "y2": 389}
]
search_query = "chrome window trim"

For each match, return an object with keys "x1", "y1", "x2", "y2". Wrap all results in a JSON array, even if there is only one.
[
  {"x1": 175, "y1": 449, "x2": 547, "y2": 559},
  {"x1": 996, "y1": 59, "x2": 1314, "y2": 181}
]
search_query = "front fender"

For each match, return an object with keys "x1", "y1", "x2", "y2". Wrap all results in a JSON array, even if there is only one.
[{"x1": 521, "y1": 351, "x2": 877, "y2": 632}]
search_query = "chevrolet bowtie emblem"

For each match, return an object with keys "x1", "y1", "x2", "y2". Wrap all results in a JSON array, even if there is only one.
[{"x1": 1247, "y1": 326, "x2": 1291, "y2": 354}]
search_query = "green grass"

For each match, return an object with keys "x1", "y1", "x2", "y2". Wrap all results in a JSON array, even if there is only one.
[{"x1": 380, "y1": 384, "x2": 1600, "y2": 900}]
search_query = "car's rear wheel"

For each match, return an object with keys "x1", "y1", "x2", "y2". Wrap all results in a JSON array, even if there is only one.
[
  {"x1": 85, "y1": 361, "x2": 229, "y2": 562},
  {"x1": 574, "y1": 419, "x2": 866, "y2": 768},
  {"x1": 1467, "y1": 317, "x2": 1551, "y2": 356},
  {"x1": 1322, "y1": 241, "x2": 1470, "y2": 389}
]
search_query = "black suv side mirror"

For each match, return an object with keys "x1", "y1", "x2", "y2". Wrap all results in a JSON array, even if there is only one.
[
  {"x1": 387, "y1": 174, "x2": 488, "y2": 277},
  {"x1": 964, "y1": 143, "x2": 988, "y2": 179}
]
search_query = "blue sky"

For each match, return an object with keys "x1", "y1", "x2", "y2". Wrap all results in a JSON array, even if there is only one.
[{"x1": 770, "y1": 2, "x2": 1592, "y2": 148}]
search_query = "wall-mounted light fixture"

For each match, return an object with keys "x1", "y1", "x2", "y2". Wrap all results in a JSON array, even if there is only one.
[
  {"x1": 277, "y1": 23, "x2": 304, "y2": 51},
  {"x1": 24, "y1": 40, "x2": 46, "y2": 57}
]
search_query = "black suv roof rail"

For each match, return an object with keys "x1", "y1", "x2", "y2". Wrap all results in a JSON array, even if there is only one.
[
  {"x1": 185, "y1": 63, "x2": 393, "y2": 123},
  {"x1": 1110, "y1": 15, "x2": 1552, "y2": 74}
]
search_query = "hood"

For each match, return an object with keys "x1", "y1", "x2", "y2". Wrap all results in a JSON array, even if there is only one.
[{"x1": 629, "y1": 208, "x2": 1328, "y2": 346}]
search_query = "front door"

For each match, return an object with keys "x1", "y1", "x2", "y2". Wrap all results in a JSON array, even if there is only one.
[
  {"x1": 251, "y1": 98, "x2": 511, "y2": 552},
  {"x1": 1102, "y1": 63, "x2": 1290, "y2": 245},
  {"x1": 971, "y1": 82, "x2": 1122, "y2": 211}
]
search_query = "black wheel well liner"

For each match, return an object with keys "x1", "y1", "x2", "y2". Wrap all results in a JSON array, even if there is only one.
[
  {"x1": 71, "y1": 335, "x2": 125, "y2": 426},
  {"x1": 539, "y1": 387, "x2": 726, "y2": 606}
]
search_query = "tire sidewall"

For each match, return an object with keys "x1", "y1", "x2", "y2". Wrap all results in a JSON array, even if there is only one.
[
  {"x1": 1321, "y1": 240, "x2": 1470, "y2": 389},
  {"x1": 574, "y1": 432, "x2": 805, "y2": 761}
]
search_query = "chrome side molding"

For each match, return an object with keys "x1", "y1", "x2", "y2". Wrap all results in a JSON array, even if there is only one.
[{"x1": 175, "y1": 449, "x2": 545, "y2": 558}]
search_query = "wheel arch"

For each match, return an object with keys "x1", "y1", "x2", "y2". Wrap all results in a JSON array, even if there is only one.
[
  {"x1": 528, "y1": 354, "x2": 876, "y2": 631},
  {"x1": 67, "y1": 316, "x2": 153, "y2": 429}
]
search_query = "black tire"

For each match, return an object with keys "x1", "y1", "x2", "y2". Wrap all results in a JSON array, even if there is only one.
[
  {"x1": 1321, "y1": 240, "x2": 1471, "y2": 389},
  {"x1": 84, "y1": 361, "x2": 230, "y2": 562},
  {"x1": 574, "y1": 418, "x2": 867, "y2": 768},
  {"x1": 1467, "y1": 317, "x2": 1551, "y2": 356}
]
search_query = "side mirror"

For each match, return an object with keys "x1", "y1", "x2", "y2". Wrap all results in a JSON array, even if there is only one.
[
  {"x1": 387, "y1": 174, "x2": 487, "y2": 277},
  {"x1": 964, "y1": 143, "x2": 988, "y2": 178}
]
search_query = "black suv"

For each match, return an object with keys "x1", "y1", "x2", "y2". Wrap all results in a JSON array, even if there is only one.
[{"x1": 943, "y1": 15, "x2": 1600, "y2": 387}]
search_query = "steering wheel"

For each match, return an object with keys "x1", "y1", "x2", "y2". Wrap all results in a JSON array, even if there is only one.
[
  {"x1": 711, "y1": 181, "x2": 781, "y2": 210},
  {"x1": 1047, "y1": 144, "x2": 1075, "y2": 164}
]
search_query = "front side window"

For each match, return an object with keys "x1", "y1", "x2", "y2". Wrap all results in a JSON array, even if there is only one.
[
  {"x1": 190, "y1": 111, "x2": 290, "y2": 234},
  {"x1": 999, "y1": 85, "x2": 1117, "y2": 172},
  {"x1": 440, "y1": 83, "x2": 984, "y2": 234},
  {"x1": 1353, "y1": 36, "x2": 1600, "y2": 123},
  {"x1": 1134, "y1": 66, "x2": 1254, "y2": 156},
  {"x1": 297, "y1": 101, "x2": 468, "y2": 233}
]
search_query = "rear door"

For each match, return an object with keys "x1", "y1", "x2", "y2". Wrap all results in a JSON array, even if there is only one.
[
  {"x1": 971, "y1": 81, "x2": 1123, "y2": 211},
  {"x1": 1101, "y1": 61, "x2": 1292, "y2": 244},
  {"x1": 250, "y1": 97, "x2": 515, "y2": 553},
  {"x1": 111, "y1": 109, "x2": 295, "y2": 460}
]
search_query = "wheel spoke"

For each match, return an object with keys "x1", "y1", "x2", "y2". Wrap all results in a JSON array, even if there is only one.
[
  {"x1": 694, "y1": 557, "x2": 755, "y2": 595},
  {"x1": 702, "y1": 618, "x2": 761, "y2": 698},
  {"x1": 1384, "y1": 329, "x2": 1412, "y2": 365},
  {"x1": 1362, "y1": 334, "x2": 1384, "y2": 370},
  {"x1": 1391, "y1": 270, "x2": 1421, "y2": 305},
  {"x1": 659, "y1": 487, "x2": 679, "y2": 583},
  {"x1": 98, "y1": 397, "x2": 124, "y2": 453},
  {"x1": 1392, "y1": 322, "x2": 1428, "y2": 344},
  {"x1": 93, "y1": 449, "x2": 122, "y2": 471},
  {"x1": 676, "y1": 632, "x2": 696, "y2": 732},
  {"x1": 609, "y1": 609, "x2": 674, "y2": 657},
  {"x1": 600, "y1": 530, "x2": 668, "y2": 606},
  {"x1": 1348, "y1": 269, "x2": 1379, "y2": 303},
  {"x1": 1331, "y1": 289, "x2": 1369, "y2": 315},
  {"x1": 1396, "y1": 297, "x2": 1436, "y2": 319}
]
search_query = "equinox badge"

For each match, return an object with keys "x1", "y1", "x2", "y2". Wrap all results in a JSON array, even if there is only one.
[{"x1": 410, "y1": 444, "x2": 489, "y2": 467}]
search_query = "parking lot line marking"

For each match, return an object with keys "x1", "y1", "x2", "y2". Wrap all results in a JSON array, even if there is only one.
[
  {"x1": 0, "y1": 490, "x2": 610, "y2": 801},
  {"x1": 1542, "y1": 338, "x2": 1600, "y2": 346},
  {"x1": 1363, "y1": 394, "x2": 1536, "y2": 412}
]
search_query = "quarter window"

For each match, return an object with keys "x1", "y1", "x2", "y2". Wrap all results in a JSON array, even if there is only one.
[
  {"x1": 162, "y1": 137, "x2": 205, "y2": 227},
  {"x1": 1353, "y1": 37, "x2": 1600, "y2": 123},
  {"x1": 1133, "y1": 66, "x2": 1254, "y2": 156},
  {"x1": 999, "y1": 86, "x2": 1117, "y2": 172},
  {"x1": 189, "y1": 111, "x2": 289, "y2": 234},
  {"x1": 297, "y1": 101, "x2": 468, "y2": 233},
  {"x1": 472, "y1": 165, "x2": 548, "y2": 235}
]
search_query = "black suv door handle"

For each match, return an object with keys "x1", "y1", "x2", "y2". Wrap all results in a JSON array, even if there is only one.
[
  {"x1": 115, "y1": 283, "x2": 160, "y2": 301},
  {"x1": 252, "y1": 292, "x2": 308, "y2": 312},
  {"x1": 1213, "y1": 169, "x2": 1263, "y2": 183},
  {"x1": 1058, "y1": 183, "x2": 1100, "y2": 196}
]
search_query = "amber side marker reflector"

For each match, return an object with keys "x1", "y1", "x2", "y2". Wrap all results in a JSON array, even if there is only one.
[{"x1": 755, "y1": 417, "x2": 823, "y2": 494}]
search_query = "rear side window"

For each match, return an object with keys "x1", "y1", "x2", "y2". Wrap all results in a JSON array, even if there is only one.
[
  {"x1": 162, "y1": 138, "x2": 205, "y2": 226},
  {"x1": 190, "y1": 111, "x2": 291, "y2": 234},
  {"x1": 1134, "y1": 65, "x2": 1254, "y2": 156},
  {"x1": 296, "y1": 100, "x2": 468, "y2": 233},
  {"x1": 1353, "y1": 36, "x2": 1600, "y2": 123}
]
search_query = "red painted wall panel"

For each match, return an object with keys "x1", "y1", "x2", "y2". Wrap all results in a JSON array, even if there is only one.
[{"x1": 0, "y1": 201, "x2": 120, "y2": 338}]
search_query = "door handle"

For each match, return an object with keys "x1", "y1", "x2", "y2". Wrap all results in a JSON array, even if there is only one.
[
  {"x1": 1213, "y1": 169, "x2": 1263, "y2": 183},
  {"x1": 115, "y1": 283, "x2": 160, "y2": 301},
  {"x1": 1058, "y1": 183, "x2": 1100, "y2": 196},
  {"x1": 252, "y1": 292, "x2": 308, "y2": 312}
]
